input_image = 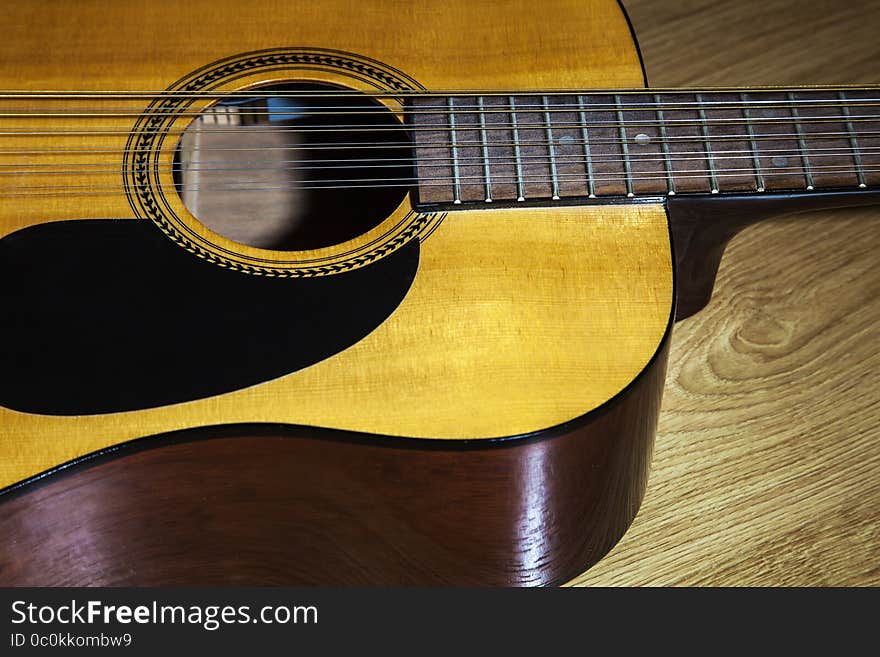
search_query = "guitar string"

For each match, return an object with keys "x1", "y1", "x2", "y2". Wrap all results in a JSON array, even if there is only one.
[
  {"x1": 1, "y1": 142, "x2": 878, "y2": 161},
  {"x1": 2, "y1": 130, "x2": 880, "y2": 154},
  {"x1": 3, "y1": 113, "x2": 880, "y2": 136},
  {"x1": 4, "y1": 98, "x2": 880, "y2": 117},
  {"x1": 2, "y1": 146, "x2": 879, "y2": 176},
  {"x1": 0, "y1": 163, "x2": 875, "y2": 197},
  {"x1": 2, "y1": 85, "x2": 879, "y2": 98},
  {"x1": 3, "y1": 93, "x2": 880, "y2": 122},
  {"x1": 2, "y1": 123, "x2": 880, "y2": 154}
]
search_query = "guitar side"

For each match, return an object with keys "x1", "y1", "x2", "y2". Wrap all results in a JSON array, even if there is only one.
[{"x1": 0, "y1": 345, "x2": 668, "y2": 586}]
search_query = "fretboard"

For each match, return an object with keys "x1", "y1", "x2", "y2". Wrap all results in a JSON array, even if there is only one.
[{"x1": 410, "y1": 88, "x2": 880, "y2": 205}]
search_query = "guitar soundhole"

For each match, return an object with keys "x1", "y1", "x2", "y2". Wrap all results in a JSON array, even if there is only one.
[{"x1": 173, "y1": 82, "x2": 412, "y2": 251}]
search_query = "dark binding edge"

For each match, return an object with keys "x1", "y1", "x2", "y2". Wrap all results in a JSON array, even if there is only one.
[{"x1": 617, "y1": 0, "x2": 649, "y2": 88}]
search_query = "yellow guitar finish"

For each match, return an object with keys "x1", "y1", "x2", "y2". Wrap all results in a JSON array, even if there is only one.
[{"x1": 0, "y1": 0, "x2": 673, "y2": 489}]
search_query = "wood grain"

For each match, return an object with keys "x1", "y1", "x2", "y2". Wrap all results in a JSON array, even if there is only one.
[{"x1": 570, "y1": 0, "x2": 880, "y2": 586}]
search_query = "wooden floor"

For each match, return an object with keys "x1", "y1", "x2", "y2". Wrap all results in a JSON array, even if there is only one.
[{"x1": 570, "y1": 0, "x2": 880, "y2": 586}]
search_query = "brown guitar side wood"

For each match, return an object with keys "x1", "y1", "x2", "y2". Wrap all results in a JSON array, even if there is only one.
[{"x1": 0, "y1": 338, "x2": 668, "y2": 587}]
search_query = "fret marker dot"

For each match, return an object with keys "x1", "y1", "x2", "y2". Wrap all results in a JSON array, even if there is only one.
[
  {"x1": 634, "y1": 133, "x2": 651, "y2": 145},
  {"x1": 772, "y1": 156, "x2": 788, "y2": 167}
]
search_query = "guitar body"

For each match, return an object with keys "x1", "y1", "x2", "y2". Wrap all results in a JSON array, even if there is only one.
[{"x1": 0, "y1": 0, "x2": 674, "y2": 585}]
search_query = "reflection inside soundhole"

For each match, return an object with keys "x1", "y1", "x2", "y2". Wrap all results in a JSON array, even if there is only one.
[{"x1": 173, "y1": 82, "x2": 412, "y2": 251}]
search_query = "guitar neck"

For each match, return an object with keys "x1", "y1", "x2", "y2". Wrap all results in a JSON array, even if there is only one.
[{"x1": 410, "y1": 87, "x2": 880, "y2": 206}]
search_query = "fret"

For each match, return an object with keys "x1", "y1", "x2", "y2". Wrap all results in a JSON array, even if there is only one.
[
  {"x1": 453, "y1": 100, "x2": 489, "y2": 203},
  {"x1": 576, "y1": 94, "x2": 597, "y2": 198},
  {"x1": 447, "y1": 96, "x2": 462, "y2": 204},
  {"x1": 614, "y1": 94, "x2": 635, "y2": 197},
  {"x1": 695, "y1": 93, "x2": 719, "y2": 193},
  {"x1": 583, "y1": 94, "x2": 627, "y2": 196},
  {"x1": 547, "y1": 95, "x2": 591, "y2": 198},
  {"x1": 618, "y1": 94, "x2": 668, "y2": 196},
  {"x1": 748, "y1": 92, "x2": 807, "y2": 191},
  {"x1": 542, "y1": 95, "x2": 561, "y2": 200},
  {"x1": 839, "y1": 90, "x2": 868, "y2": 188},
  {"x1": 477, "y1": 95, "x2": 518, "y2": 201},
  {"x1": 699, "y1": 92, "x2": 757, "y2": 193},
  {"x1": 508, "y1": 95, "x2": 526, "y2": 201},
  {"x1": 654, "y1": 93, "x2": 675, "y2": 195},
  {"x1": 661, "y1": 94, "x2": 712, "y2": 193},
  {"x1": 512, "y1": 95, "x2": 555, "y2": 200},
  {"x1": 476, "y1": 96, "x2": 493, "y2": 202},
  {"x1": 788, "y1": 92, "x2": 814, "y2": 190},
  {"x1": 741, "y1": 92, "x2": 766, "y2": 192},
  {"x1": 409, "y1": 96, "x2": 455, "y2": 205}
]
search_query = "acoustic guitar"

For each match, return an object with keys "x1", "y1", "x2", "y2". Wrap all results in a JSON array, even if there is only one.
[{"x1": 0, "y1": 0, "x2": 876, "y2": 586}]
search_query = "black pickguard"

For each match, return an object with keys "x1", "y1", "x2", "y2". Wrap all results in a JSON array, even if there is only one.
[{"x1": 0, "y1": 219, "x2": 419, "y2": 415}]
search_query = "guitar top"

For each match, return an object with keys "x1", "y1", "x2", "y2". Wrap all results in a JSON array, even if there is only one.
[{"x1": 0, "y1": 0, "x2": 670, "y2": 488}]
